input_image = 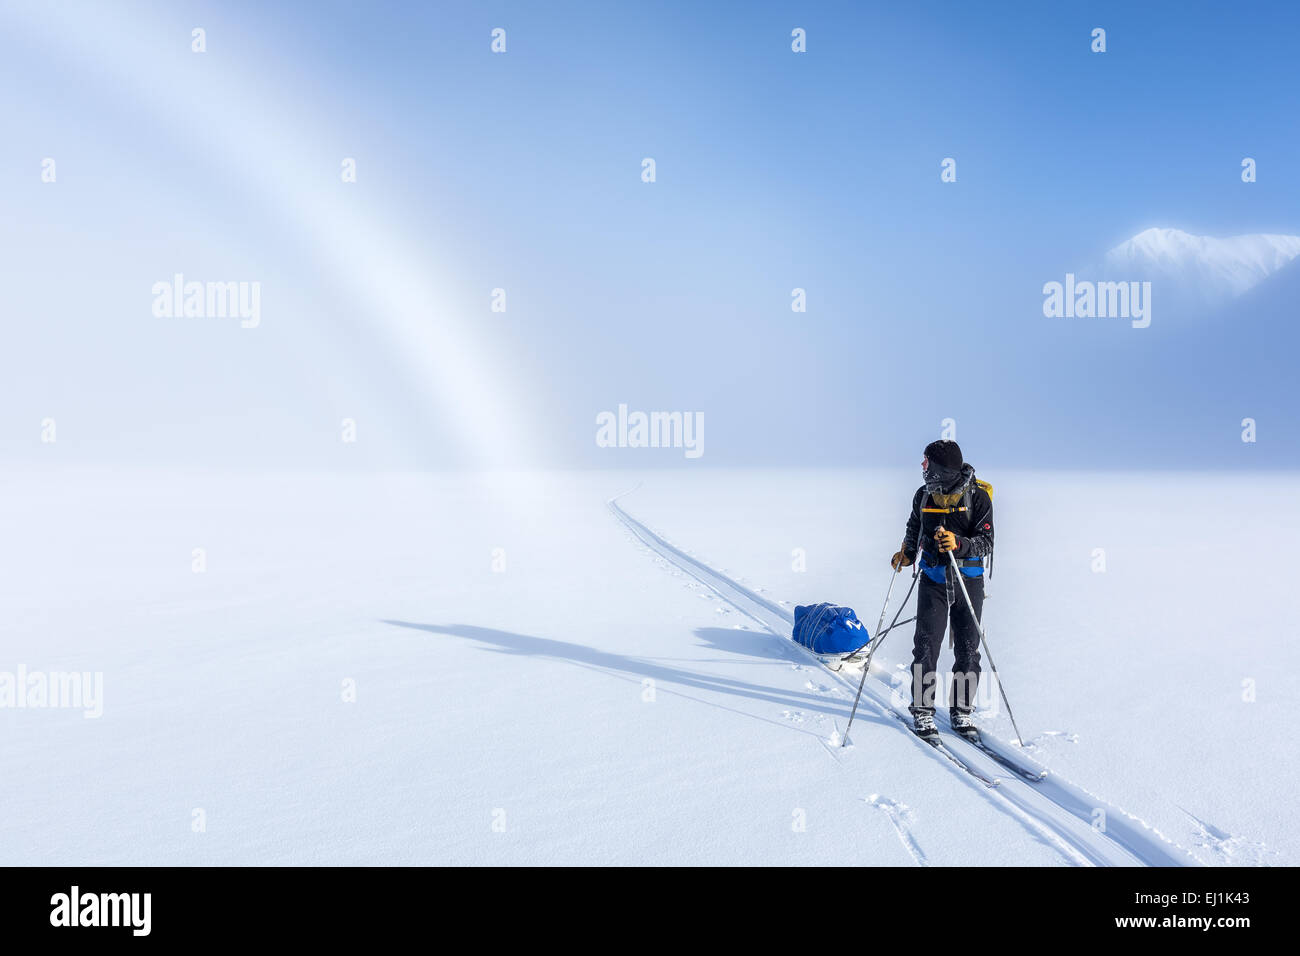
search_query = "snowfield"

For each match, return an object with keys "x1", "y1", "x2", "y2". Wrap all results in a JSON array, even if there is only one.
[{"x1": 0, "y1": 468, "x2": 1289, "y2": 865}]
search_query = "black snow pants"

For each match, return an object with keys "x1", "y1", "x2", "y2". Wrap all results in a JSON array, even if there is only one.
[{"x1": 909, "y1": 570, "x2": 983, "y2": 717}]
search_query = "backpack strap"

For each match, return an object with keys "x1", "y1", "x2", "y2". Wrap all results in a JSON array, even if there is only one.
[{"x1": 961, "y1": 481, "x2": 985, "y2": 576}]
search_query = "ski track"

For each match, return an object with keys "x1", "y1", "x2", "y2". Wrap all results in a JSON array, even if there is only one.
[
  {"x1": 609, "y1": 490, "x2": 1199, "y2": 868},
  {"x1": 1178, "y1": 807, "x2": 1274, "y2": 866},
  {"x1": 868, "y1": 794, "x2": 929, "y2": 867}
]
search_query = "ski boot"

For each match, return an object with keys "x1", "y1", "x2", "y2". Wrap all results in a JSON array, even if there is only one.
[
  {"x1": 950, "y1": 711, "x2": 980, "y2": 743},
  {"x1": 912, "y1": 711, "x2": 938, "y2": 742}
]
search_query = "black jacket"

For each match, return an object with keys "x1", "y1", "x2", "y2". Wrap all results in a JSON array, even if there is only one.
[{"x1": 902, "y1": 471, "x2": 994, "y2": 569}]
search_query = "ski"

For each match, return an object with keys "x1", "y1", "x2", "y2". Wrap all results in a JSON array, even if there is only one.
[
  {"x1": 957, "y1": 736, "x2": 1048, "y2": 783},
  {"x1": 843, "y1": 699, "x2": 1000, "y2": 788},
  {"x1": 886, "y1": 711, "x2": 1001, "y2": 788},
  {"x1": 828, "y1": 653, "x2": 1033, "y2": 787},
  {"x1": 921, "y1": 736, "x2": 1001, "y2": 788}
]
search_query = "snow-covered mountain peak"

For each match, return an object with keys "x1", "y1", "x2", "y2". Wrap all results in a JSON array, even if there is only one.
[{"x1": 1105, "y1": 227, "x2": 1300, "y2": 298}]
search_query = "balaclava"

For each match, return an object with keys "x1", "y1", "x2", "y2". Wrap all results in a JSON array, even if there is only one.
[{"x1": 922, "y1": 440, "x2": 967, "y2": 504}]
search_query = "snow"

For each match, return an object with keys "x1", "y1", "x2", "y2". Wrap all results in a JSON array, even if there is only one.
[
  {"x1": 0, "y1": 467, "x2": 1289, "y2": 865},
  {"x1": 620, "y1": 468, "x2": 1294, "y2": 865},
  {"x1": 1105, "y1": 227, "x2": 1300, "y2": 301}
]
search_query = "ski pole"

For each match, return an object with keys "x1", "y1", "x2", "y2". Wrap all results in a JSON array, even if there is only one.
[
  {"x1": 842, "y1": 564, "x2": 918, "y2": 746},
  {"x1": 871, "y1": 566, "x2": 901, "y2": 643},
  {"x1": 946, "y1": 548, "x2": 1026, "y2": 748},
  {"x1": 846, "y1": 567, "x2": 915, "y2": 664},
  {"x1": 872, "y1": 616, "x2": 916, "y2": 640}
]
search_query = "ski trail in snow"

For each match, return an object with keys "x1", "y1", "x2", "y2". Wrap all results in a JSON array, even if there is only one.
[
  {"x1": 1032, "y1": 730, "x2": 1080, "y2": 746},
  {"x1": 609, "y1": 490, "x2": 1198, "y2": 868},
  {"x1": 868, "y1": 794, "x2": 929, "y2": 867},
  {"x1": 1177, "y1": 807, "x2": 1274, "y2": 866}
]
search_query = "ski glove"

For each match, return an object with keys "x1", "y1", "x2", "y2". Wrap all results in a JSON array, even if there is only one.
[
  {"x1": 934, "y1": 527, "x2": 959, "y2": 554},
  {"x1": 890, "y1": 550, "x2": 914, "y2": 570}
]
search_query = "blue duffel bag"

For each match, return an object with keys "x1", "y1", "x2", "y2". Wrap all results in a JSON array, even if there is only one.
[{"x1": 792, "y1": 603, "x2": 869, "y2": 654}]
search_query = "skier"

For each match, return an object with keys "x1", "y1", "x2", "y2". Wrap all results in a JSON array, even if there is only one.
[{"x1": 889, "y1": 439, "x2": 994, "y2": 743}]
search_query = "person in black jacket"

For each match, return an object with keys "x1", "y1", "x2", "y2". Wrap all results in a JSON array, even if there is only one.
[{"x1": 889, "y1": 439, "x2": 994, "y2": 743}]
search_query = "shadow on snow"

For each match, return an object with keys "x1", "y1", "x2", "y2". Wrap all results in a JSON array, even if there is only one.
[{"x1": 381, "y1": 620, "x2": 887, "y2": 734}]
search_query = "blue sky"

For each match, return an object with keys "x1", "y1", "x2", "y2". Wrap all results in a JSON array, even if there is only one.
[{"x1": 2, "y1": 0, "x2": 1297, "y2": 469}]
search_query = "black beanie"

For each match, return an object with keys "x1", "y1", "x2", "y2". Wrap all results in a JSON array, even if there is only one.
[{"x1": 924, "y1": 439, "x2": 963, "y2": 471}]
